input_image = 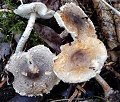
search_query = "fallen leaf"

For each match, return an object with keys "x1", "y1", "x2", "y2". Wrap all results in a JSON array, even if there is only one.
[{"x1": 34, "y1": 23, "x2": 62, "y2": 53}]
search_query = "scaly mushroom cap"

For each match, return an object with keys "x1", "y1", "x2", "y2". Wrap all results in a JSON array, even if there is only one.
[
  {"x1": 54, "y1": 3, "x2": 97, "y2": 40},
  {"x1": 5, "y1": 45, "x2": 59, "y2": 96},
  {"x1": 53, "y1": 37, "x2": 107, "y2": 83},
  {"x1": 14, "y1": 2, "x2": 55, "y2": 19}
]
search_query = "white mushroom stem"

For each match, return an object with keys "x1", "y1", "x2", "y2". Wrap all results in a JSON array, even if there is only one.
[
  {"x1": 15, "y1": 12, "x2": 36, "y2": 53},
  {"x1": 95, "y1": 74, "x2": 113, "y2": 97},
  {"x1": 93, "y1": 0, "x2": 120, "y2": 16}
]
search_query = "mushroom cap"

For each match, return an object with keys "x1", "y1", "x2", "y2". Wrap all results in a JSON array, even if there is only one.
[
  {"x1": 54, "y1": 3, "x2": 97, "y2": 40},
  {"x1": 53, "y1": 37, "x2": 107, "y2": 83},
  {"x1": 5, "y1": 45, "x2": 59, "y2": 96},
  {"x1": 14, "y1": 2, "x2": 55, "y2": 19}
]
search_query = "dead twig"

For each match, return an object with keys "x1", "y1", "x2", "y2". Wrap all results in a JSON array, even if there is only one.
[
  {"x1": 105, "y1": 62, "x2": 120, "y2": 80},
  {"x1": 68, "y1": 83, "x2": 86, "y2": 102},
  {"x1": 68, "y1": 89, "x2": 78, "y2": 102},
  {"x1": 101, "y1": 0, "x2": 120, "y2": 16},
  {"x1": 0, "y1": 9, "x2": 12, "y2": 12},
  {"x1": 0, "y1": 78, "x2": 7, "y2": 88}
]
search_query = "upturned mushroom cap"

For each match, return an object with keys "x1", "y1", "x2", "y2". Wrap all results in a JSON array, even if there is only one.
[
  {"x1": 14, "y1": 2, "x2": 55, "y2": 19},
  {"x1": 5, "y1": 45, "x2": 59, "y2": 96},
  {"x1": 54, "y1": 3, "x2": 97, "y2": 40},
  {"x1": 53, "y1": 37, "x2": 107, "y2": 83}
]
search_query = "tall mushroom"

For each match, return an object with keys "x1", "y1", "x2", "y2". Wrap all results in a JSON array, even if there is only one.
[
  {"x1": 5, "y1": 45, "x2": 59, "y2": 96},
  {"x1": 14, "y1": 2, "x2": 55, "y2": 53},
  {"x1": 54, "y1": 3, "x2": 97, "y2": 40},
  {"x1": 4, "y1": 2, "x2": 59, "y2": 96}
]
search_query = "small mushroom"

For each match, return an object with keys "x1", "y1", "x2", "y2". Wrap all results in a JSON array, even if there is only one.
[
  {"x1": 5, "y1": 45, "x2": 59, "y2": 96},
  {"x1": 53, "y1": 37, "x2": 113, "y2": 97},
  {"x1": 14, "y1": 2, "x2": 55, "y2": 53},
  {"x1": 54, "y1": 3, "x2": 97, "y2": 40}
]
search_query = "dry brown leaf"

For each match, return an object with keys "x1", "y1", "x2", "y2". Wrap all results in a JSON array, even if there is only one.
[{"x1": 34, "y1": 23, "x2": 62, "y2": 53}]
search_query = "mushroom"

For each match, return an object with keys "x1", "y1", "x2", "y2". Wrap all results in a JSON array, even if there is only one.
[
  {"x1": 4, "y1": 1, "x2": 59, "y2": 96},
  {"x1": 53, "y1": 37, "x2": 107, "y2": 83},
  {"x1": 14, "y1": 2, "x2": 55, "y2": 53},
  {"x1": 5, "y1": 45, "x2": 59, "y2": 96},
  {"x1": 53, "y1": 37, "x2": 113, "y2": 97},
  {"x1": 54, "y1": 3, "x2": 97, "y2": 40}
]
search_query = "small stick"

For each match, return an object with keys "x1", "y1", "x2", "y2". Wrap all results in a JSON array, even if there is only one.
[
  {"x1": 0, "y1": 9, "x2": 12, "y2": 12},
  {"x1": 68, "y1": 89, "x2": 78, "y2": 102},
  {"x1": 95, "y1": 74, "x2": 113, "y2": 97},
  {"x1": 106, "y1": 67, "x2": 120, "y2": 80},
  {"x1": 101, "y1": 0, "x2": 120, "y2": 16},
  {"x1": 0, "y1": 78, "x2": 7, "y2": 88},
  {"x1": 93, "y1": 0, "x2": 120, "y2": 16}
]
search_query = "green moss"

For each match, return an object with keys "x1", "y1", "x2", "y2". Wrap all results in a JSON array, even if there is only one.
[
  {"x1": 0, "y1": 0, "x2": 27, "y2": 42},
  {"x1": 0, "y1": 0, "x2": 42, "y2": 46}
]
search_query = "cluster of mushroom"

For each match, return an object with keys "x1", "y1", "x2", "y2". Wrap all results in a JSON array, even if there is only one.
[
  {"x1": 4, "y1": 1, "x2": 112, "y2": 98},
  {"x1": 53, "y1": 3, "x2": 113, "y2": 97}
]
